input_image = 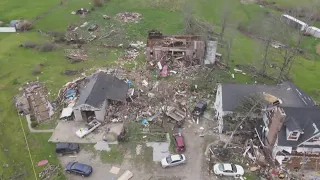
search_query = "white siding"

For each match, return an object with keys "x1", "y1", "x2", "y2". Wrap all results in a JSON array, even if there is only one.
[
  {"x1": 95, "y1": 100, "x2": 107, "y2": 121},
  {"x1": 73, "y1": 109, "x2": 83, "y2": 121},
  {"x1": 296, "y1": 147, "x2": 320, "y2": 153}
]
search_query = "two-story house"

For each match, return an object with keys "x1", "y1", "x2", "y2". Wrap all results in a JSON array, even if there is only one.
[
  {"x1": 257, "y1": 105, "x2": 320, "y2": 170},
  {"x1": 214, "y1": 81, "x2": 315, "y2": 133}
]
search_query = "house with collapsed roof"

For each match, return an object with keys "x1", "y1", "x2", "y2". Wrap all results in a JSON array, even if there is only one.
[
  {"x1": 146, "y1": 30, "x2": 220, "y2": 69},
  {"x1": 213, "y1": 81, "x2": 320, "y2": 169},
  {"x1": 72, "y1": 71, "x2": 128, "y2": 122}
]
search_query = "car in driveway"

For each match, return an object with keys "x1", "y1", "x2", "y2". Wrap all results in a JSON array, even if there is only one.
[
  {"x1": 161, "y1": 154, "x2": 186, "y2": 168},
  {"x1": 213, "y1": 163, "x2": 244, "y2": 177},
  {"x1": 173, "y1": 133, "x2": 185, "y2": 152},
  {"x1": 56, "y1": 143, "x2": 80, "y2": 156},
  {"x1": 65, "y1": 162, "x2": 93, "y2": 177}
]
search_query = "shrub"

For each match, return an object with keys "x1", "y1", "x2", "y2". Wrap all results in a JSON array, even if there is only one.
[
  {"x1": 39, "y1": 42, "x2": 57, "y2": 52},
  {"x1": 21, "y1": 41, "x2": 37, "y2": 48},
  {"x1": 31, "y1": 64, "x2": 44, "y2": 75},
  {"x1": 92, "y1": 0, "x2": 103, "y2": 7},
  {"x1": 31, "y1": 121, "x2": 38, "y2": 128}
]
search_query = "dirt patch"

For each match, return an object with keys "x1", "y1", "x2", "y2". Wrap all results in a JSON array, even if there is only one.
[{"x1": 316, "y1": 44, "x2": 320, "y2": 55}]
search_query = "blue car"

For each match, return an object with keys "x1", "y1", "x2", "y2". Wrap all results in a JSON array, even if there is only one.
[{"x1": 65, "y1": 162, "x2": 93, "y2": 177}]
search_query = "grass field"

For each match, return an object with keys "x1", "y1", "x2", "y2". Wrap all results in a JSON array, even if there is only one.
[{"x1": 0, "y1": 0, "x2": 319, "y2": 179}]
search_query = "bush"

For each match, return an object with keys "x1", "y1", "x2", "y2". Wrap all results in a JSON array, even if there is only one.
[
  {"x1": 39, "y1": 42, "x2": 56, "y2": 52},
  {"x1": 31, "y1": 64, "x2": 44, "y2": 75},
  {"x1": 31, "y1": 121, "x2": 38, "y2": 128},
  {"x1": 92, "y1": 0, "x2": 103, "y2": 7},
  {"x1": 21, "y1": 41, "x2": 37, "y2": 48}
]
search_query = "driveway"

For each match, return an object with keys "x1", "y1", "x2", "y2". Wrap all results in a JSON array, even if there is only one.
[{"x1": 58, "y1": 118, "x2": 219, "y2": 180}]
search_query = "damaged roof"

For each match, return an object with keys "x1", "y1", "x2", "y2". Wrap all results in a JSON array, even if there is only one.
[
  {"x1": 220, "y1": 81, "x2": 315, "y2": 111},
  {"x1": 75, "y1": 71, "x2": 128, "y2": 108},
  {"x1": 277, "y1": 107, "x2": 320, "y2": 147}
]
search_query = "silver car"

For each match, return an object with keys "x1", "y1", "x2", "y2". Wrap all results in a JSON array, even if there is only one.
[{"x1": 161, "y1": 154, "x2": 186, "y2": 168}]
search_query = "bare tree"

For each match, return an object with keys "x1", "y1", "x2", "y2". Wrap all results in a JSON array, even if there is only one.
[
  {"x1": 223, "y1": 94, "x2": 267, "y2": 148},
  {"x1": 220, "y1": 9, "x2": 230, "y2": 41},
  {"x1": 225, "y1": 38, "x2": 233, "y2": 66}
]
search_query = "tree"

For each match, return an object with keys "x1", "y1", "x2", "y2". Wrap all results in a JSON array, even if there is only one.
[
  {"x1": 225, "y1": 38, "x2": 233, "y2": 66},
  {"x1": 220, "y1": 9, "x2": 230, "y2": 41},
  {"x1": 223, "y1": 94, "x2": 267, "y2": 148}
]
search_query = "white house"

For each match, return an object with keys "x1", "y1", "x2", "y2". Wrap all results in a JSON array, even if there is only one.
[{"x1": 214, "y1": 82, "x2": 315, "y2": 133}]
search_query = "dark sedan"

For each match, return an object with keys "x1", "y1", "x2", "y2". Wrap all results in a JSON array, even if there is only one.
[{"x1": 65, "y1": 162, "x2": 93, "y2": 177}]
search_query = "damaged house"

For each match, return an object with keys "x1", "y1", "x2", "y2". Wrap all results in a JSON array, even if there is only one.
[
  {"x1": 257, "y1": 106, "x2": 320, "y2": 170},
  {"x1": 72, "y1": 71, "x2": 128, "y2": 122},
  {"x1": 146, "y1": 30, "x2": 219, "y2": 70},
  {"x1": 214, "y1": 81, "x2": 315, "y2": 133}
]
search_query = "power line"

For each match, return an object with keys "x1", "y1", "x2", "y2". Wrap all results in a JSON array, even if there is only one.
[{"x1": 17, "y1": 112, "x2": 38, "y2": 180}]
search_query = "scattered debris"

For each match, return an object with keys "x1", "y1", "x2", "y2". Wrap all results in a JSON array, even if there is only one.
[
  {"x1": 103, "y1": 15, "x2": 111, "y2": 20},
  {"x1": 116, "y1": 12, "x2": 142, "y2": 23},
  {"x1": 72, "y1": 8, "x2": 89, "y2": 15},
  {"x1": 38, "y1": 164, "x2": 60, "y2": 180},
  {"x1": 271, "y1": 42, "x2": 285, "y2": 49},
  {"x1": 80, "y1": 22, "x2": 89, "y2": 28},
  {"x1": 88, "y1": 24, "x2": 99, "y2": 31},
  {"x1": 136, "y1": 144, "x2": 142, "y2": 155},
  {"x1": 64, "y1": 49, "x2": 88, "y2": 63},
  {"x1": 119, "y1": 49, "x2": 139, "y2": 61}
]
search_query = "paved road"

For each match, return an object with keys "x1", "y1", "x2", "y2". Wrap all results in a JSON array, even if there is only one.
[{"x1": 25, "y1": 114, "x2": 54, "y2": 133}]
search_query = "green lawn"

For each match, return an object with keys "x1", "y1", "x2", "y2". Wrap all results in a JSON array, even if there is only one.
[{"x1": 0, "y1": 0, "x2": 320, "y2": 179}]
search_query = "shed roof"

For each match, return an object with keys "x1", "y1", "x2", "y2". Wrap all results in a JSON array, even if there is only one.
[{"x1": 75, "y1": 71, "x2": 128, "y2": 108}]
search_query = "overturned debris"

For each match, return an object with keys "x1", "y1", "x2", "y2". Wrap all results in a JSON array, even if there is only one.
[{"x1": 116, "y1": 12, "x2": 142, "y2": 23}]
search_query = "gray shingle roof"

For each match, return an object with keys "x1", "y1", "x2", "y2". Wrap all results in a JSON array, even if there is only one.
[
  {"x1": 221, "y1": 81, "x2": 315, "y2": 111},
  {"x1": 75, "y1": 71, "x2": 128, "y2": 108},
  {"x1": 277, "y1": 107, "x2": 320, "y2": 147}
]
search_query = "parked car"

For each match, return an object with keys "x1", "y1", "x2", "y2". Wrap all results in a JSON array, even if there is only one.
[
  {"x1": 65, "y1": 162, "x2": 93, "y2": 177},
  {"x1": 172, "y1": 133, "x2": 185, "y2": 152},
  {"x1": 56, "y1": 143, "x2": 80, "y2": 156},
  {"x1": 161, "y1": 154, "x2": 186, "y2": 168},
  {"x1": 213, "y1": 163, "x2": 244, "y2": 177}
]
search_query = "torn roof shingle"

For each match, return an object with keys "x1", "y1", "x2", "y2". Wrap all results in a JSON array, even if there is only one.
[
  {"x1": 75, "y1": 71, "x2": 128, "y2": 108},
  {"x1": 221, "y1": 81, "x2": 315, "y2": 111},
  {"x1": 277, "y1": 107, "x2": 320, "y2": 147}
]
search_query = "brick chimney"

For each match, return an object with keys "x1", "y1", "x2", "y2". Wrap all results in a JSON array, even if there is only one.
[{"x1": 266, "y1": 106, "x2": 286, "y2": 147}]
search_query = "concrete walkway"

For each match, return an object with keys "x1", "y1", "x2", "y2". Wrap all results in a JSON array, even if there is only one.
[{"x1": 26, "y1": 115, "x2": 54, "y2": 133}]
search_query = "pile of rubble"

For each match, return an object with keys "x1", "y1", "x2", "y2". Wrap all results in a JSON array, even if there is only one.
[
  {"x1": 116, "y1": 12, "x2": 142, "y2": 23},
  {"x1": 39, "y1": 164, "x2": 60, "y2": 179},
  {"x1": 119, "y1": 49, "x2": 139, "y2": 61},
  {"x1": 14, "y1": 82, "x2": 54, "y2": 122}
]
